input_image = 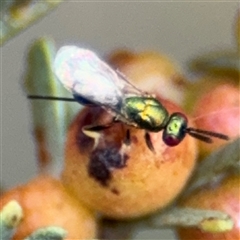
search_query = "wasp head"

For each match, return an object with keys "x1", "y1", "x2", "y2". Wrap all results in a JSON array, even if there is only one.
[
  {"x1": 163, "y1": 112, "x2": 229, "y2": 147},
  {"x1": 163, "y1": 112, "x2": 188, "y2": 146}
]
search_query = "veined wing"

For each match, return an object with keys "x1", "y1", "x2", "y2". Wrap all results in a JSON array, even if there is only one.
[{"x1": 53, "y1": 46, "x2": 143, "y2": 110}]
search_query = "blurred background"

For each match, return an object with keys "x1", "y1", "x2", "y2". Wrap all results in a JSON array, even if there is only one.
[{"x1": 1, "y1": 1, "x2": 238, "y2": 239}]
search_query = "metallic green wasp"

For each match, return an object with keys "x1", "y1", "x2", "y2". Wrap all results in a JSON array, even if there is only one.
[{"x1": 28, "y1": 46, "x2": 229, "y2": 151}]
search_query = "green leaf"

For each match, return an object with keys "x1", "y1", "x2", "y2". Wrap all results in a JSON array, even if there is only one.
[
  {"x1": 99, "y1": 218, "x2": 137, "y2": 240},
  {"x1": 184, "y1": 137, "x2": 240, "y2": 195},
  {"x1": 0, "y1": 1, "x2": 63, "y2": 46},
  {"x1": 24, "y1": 226, "x2": 67, "y2": 240},
  {"x1": 189, "y1": 50, "x2": 239, "y2": 79},
  {"x1": 24, "y1": 37, "x2": 80, "y2": 173},
  {"x1": 150, "y1": 207, "x2": 233, "y2": 233}
]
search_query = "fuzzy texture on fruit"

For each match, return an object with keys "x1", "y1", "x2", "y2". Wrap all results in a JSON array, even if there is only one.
[
  {"x1": 0, "y1": 174, "x2": 97, "y2": 240},
  {"x1": 61, "y1": 98, "x2": 198, "y2": 219}
]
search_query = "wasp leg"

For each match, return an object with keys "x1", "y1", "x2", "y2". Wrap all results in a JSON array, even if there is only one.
[
  {"x1": 82, "y1": 123, "x2": 113, "y2": 149},
  {"x1": 123, "y1": 129, "x2": 131, "y2": 146},
  {"x1": 144, "y1": 132, "x2": 155, "y2": 153}
]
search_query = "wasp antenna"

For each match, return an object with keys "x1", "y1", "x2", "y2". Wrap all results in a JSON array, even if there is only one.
[
  {"x1": 187, "y1": 128, "x2": 229, "y2": 141},
  {"x1": 187, "y1": 131, "x2": 213, "y2": 143},
  {"x1": 27, "y1": 95, "x2": 77, "y2": 102}
]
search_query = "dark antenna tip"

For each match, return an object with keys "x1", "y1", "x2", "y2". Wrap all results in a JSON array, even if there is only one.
[
  {"x1": 186, "y1": 127, "x2": 230, "y2": 143},
  {"x1": 187, "y1": 131, "x2": 213, "y2": 143}
]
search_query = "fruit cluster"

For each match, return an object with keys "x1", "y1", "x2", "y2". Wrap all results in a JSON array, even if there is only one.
[{"x1": 1, "y1": 14, "x2": 239, "y2": 240}]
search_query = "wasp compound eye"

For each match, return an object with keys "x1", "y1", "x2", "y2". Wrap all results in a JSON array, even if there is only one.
[{"x1": 163, "y1": 113, "x2": 188, "y2": 146}]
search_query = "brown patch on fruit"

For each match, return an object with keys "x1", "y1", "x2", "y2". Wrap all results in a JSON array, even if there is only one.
[
  {"x1": 172, "y1": 74, "x2": 187, "y2": 87},
  {"x1": 131, "y1": 135, "x2": 138, "y2": 144},
  {"x1": 108, "y1": 49, "x2": 136, "y2": 68},
  {"x1": 111, "y1": 188, "x2": 120, "y2": 195},
  {"x1": 88, "y1": 147, "x2": 128, "y2": 186}
]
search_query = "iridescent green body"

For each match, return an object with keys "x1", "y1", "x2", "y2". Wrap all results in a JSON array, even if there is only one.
[
  {"x1": 123, "y1": 97, "x2": 169, "y2": 132},
  {"x1": 27, "y1": 46, "x2": 229, "y2": 150}
]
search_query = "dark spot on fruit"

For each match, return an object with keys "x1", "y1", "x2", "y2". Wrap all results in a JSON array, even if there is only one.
[
  {"x1": 173, "y1": 75, "x2": 187, "y2": 87},
  {"x1": 11, "y1": 214, "x2": 18, "y2": 224},
  {"x1": 88, "y1": 147, "x2": 128, "y2": 186},
  {"x1": 131, "y1": 135, "x2": 138, "y2": 144},
  {"x1": 207, "y1": 217, "x2": 215, "y2": 221},
  {"x1": 111, "y1": 188, "x2": 120, "y2": 195}
]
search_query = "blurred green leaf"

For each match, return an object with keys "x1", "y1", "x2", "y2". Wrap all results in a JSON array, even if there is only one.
[
  {"x1": 99, "y1": 217, "x2": 146, "y2": 240},
  {"x1": 0, "y1": 0, "x2": 62, "y2": 46},
  {"x1": 150, "y1": 207, "x2": 233, "y2": 233},
  {"x1": 189, "y1": 50, "x2": 239, "y2": 79},
  {"x1": 184, "y1": 137, "x2": 240, "y2": 196},
  {"x1": 24, "y1": 37, "x2": 80, "y2": 173},
  {"x1": 24, "y1": 226, "x2": 67, "y2": 240},
  {"x1": 0, "y1": 0, "x2": 15, "y2": 12}
]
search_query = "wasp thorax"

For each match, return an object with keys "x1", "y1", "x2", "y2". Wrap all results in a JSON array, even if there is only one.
[
  {"x1": 123, "y1": 96, "x2": 169, "y2": 131},
  {"x1": 163, "y1": 112, "x2": 188, "y2": 146}
]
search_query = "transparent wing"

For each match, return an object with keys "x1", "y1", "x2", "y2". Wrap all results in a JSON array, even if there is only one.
[{"x1": 53, "y1": 46, "x2": 143, "y2": 110}]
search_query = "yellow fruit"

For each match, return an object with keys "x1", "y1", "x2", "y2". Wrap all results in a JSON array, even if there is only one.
[{"x1": 61, "y1": 98, "x2": 197, "y2": 219}]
